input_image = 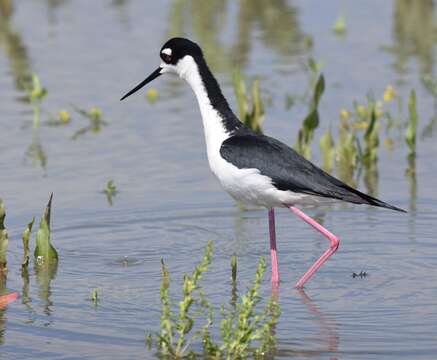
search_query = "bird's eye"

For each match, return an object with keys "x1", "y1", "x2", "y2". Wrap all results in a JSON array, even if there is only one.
[{"x1": 161, "y1": 53, "x2": 172, "y2": 63}]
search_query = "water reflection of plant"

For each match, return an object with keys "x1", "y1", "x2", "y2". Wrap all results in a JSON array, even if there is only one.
[
  {"x1": 71, "y1": 105, "x2": 107, "y2": 140},
  {"x1": 168, "y1": 0, "x2": 308, "y2": 71},
  {"x1": 384, "y1": 0, "x2": 436, "y2": 76},
  {"x1": 0, "y1": 0, "x2": 32, "y2": 90}
]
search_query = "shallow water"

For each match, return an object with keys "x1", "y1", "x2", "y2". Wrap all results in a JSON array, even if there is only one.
[{"x1": 1, "y1": 0, "x2": 437, "y2": 359}]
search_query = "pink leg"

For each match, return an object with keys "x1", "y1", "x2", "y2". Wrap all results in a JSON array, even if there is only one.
[
  {"x1": 288, "y1": 206, "x2": 340, "y2": 288},
  {"x1": 269, "y1": 208, "x2": 280, "y2": 284}
]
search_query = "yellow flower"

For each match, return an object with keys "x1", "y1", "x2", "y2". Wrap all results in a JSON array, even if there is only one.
[
  {"x1": 383, "y1": 85, "x2": 396, "y2": 102},
  {"x1": 357, "y1": 105, "x2": 367, "y2": 117},
  {"x1": 58, "y1": 110, "x2": 71, "y2": 124},
  {"x1": 340, "y1": 109, "x2": 350, "y2": 120},
  {"x1": 146, "y1": 88, "x2": 158, "y2": 104}
]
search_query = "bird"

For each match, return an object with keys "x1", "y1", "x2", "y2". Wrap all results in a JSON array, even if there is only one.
[{"x1": 121, "y1": 37, "x2": 405, "y2": 288}]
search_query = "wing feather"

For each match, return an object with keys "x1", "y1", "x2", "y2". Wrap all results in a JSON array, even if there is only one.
[{"x1": 220, "y1": 134, "x2": 405, "y2": 212}]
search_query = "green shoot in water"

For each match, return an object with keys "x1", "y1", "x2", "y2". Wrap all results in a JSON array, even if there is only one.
[
  {"x1": 153, "y1": 241, "x2": 280, "y2": 359},
  {"x1": 103, "y1": 180, "x2": 118, "y2": 206},
  {"x1": 34, "y1": 193, "x2": 58, "y2": 266},
  {"x1": 332, "y1": 15, "x2": 346, "y2": 35},
  {"x1": 21, "y1": 217, "x2": 35, "y2": 270},
  {"x1": 231, "y1": 255, "x2": 237, "y2": 283},
  {"x1": 146, "y1": 88, "x2": 158, "y2": 104},
  {"x1": 91, "y1": 289, "x2": 99, "y2": 306},
  {"x1": 233, "y1": 70, "x2": 265, "y2": 133},
  {"x1": 0, "y1": 200, "x2": 8, "y2": 273},
  {"x1": 362, "y1": 109, "x2": 380, "y2": 167},
  {"x1": 405, "y1": 89, "x2": 418, "y2": 159},
  {"x1": 219, "y1": 257, "x2": 280, "y2": 359},
  {"x1": 295, "y1": 73, "x2": 325, "y2": 159},
  {"x1": 27, "y1": 73, "x2": 48, "y2": 103},
  {"x1": 71, "y1": 105, "x2": 107, "y2": 139},
  {"x1": 319, "y1": 128, "x2": 335, "y2": 173},
  {"x1": 24, "y1": 74, "x2": 48, "y2": 129}
]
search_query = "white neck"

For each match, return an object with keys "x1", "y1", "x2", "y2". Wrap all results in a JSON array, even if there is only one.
[{"x1": 177, "y1": 56, "x2": 230, "y2": 160}]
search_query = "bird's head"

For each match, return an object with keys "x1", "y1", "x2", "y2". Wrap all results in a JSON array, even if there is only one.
[{"x1": 120, "y1": 37, "x2": 203, "y2": 101}]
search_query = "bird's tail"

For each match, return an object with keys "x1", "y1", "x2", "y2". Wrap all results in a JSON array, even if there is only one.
[{"x1": 341, "y1": 185, "x2": 407, "y2": 213}]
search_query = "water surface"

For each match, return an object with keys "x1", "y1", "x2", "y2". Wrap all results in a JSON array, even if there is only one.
[{"x1": 1, "y1": 1, "x2": 436, "y2": 359}]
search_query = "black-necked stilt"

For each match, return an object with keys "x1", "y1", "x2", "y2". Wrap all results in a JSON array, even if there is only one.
[{"x1": 121, "y1": 38, "x2": 405, "y2": 288}]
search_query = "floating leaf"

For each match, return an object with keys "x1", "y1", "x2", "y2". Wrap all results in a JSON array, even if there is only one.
[
  {"x1": 21, "y1": 217, "x2": 35, "y2": 269},
  {"x1": 0, "y1": 200, "x2": 8, "y2": 273},
  {"x1": 34, "y1": 193, "x2": 58, "y2": 265}
]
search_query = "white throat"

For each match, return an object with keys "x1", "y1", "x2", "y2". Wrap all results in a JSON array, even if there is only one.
[{"x1": 176, "y1": 56, "x2": 230, "y2": 166}]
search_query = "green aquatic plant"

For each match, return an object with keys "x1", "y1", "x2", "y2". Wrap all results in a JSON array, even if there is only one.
[
  {"x1": 0, "y1": 200, "x2": 8, "y2": 273},
  {"x1": 26, "y1": 73, "x2": 48, "y2": 104},
  {"x1": 335, "y1": 120, "x2": 358, "y2": 186},
  {"x1": 157, "y1": 241, "x2": 213, "y2": 358},
  {"x1": 219, "y1": 257, "x2": 280, "y2": 359},
  {"x1": 71, "y1": 105, "x2": 107, "y2": 139},
  {"x1": 233, "y1": 70, "x2": 264, "y2": 133},
  {"x1": 24, "y1": 74, "x2": 47, "y2": 129},
  {"x1": 34, "y1": 193, "x2": 58, "y2": 265},
  {"x1": 47, "y1": 110, "x2": 71, "y2": 126},
  {"x1": 231, "y1": 255, "x2": 237, "y2": 283},
  {"x1": 146, "y1": 88, "x2": 159, "y2": 104},
  {"x1": 103, "y1": 180, "x2": 118, "y2": 206},
  {"x1": 151, "y1": 241, "x2": 280, "y2": 359},
  {"x1": 332, "y1": 15, "x2": 346, "y2": 35},
  {"x1": 21, "y1": 217, "x2": 35, "y2": 269},
  {"x1": 362, "y1": 109, "x2": 380, "y2": 167},
  {"x1": 295, "y1": 73, "x2": 325, "y2": 159},
  {"x1": 319, "y1": 128, "x2": 335, "y2": 172},
  {"x1": 405, "y1": 89, "x2": 418, "y2": 159},
  {"x1": 91, "y1": 288, "x2": 99, "y2": 306}
]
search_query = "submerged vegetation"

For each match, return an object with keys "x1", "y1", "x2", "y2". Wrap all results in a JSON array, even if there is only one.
[{"x1": 148, "y1": 241, "x2": 280, "y2": 359}]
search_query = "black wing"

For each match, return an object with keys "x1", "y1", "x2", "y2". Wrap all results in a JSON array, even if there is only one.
[{"x1": 220, "y1": 134, "x2": 405, "y2": 212}]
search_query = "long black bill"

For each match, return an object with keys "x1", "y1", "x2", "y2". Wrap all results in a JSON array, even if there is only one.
[{"x1": 120, "y1": 67, "x2": 162, "y2": 101}]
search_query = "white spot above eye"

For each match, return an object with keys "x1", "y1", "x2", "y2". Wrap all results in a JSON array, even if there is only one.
[{"x1": 161, "y1": 48, "x2": 172, "y2": 56}]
